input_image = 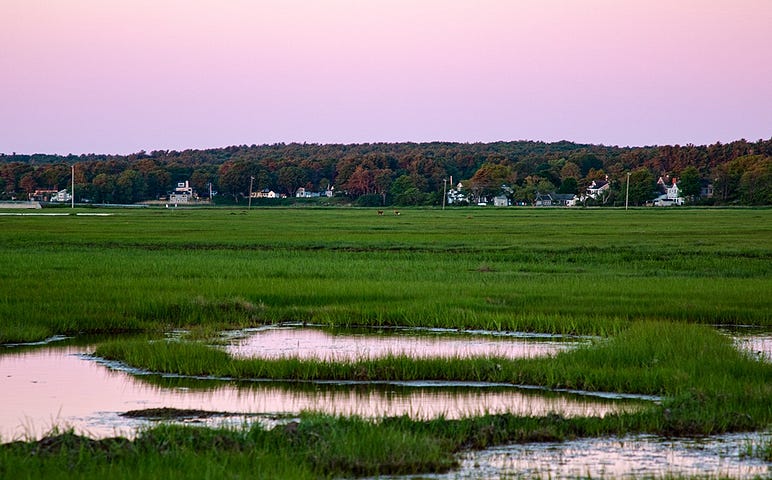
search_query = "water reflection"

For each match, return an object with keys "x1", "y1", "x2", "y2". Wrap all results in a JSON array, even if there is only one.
[
  {"x1": 0, "y1": 344, "x2": 636, "y2": 441},
  {"x1": 223, "y1": 326, "x2": 578, "y2": 360},
  {"x1": 734, "y1": 333, "x2": 772, "y2": 362},
  {"x1": 393, "y1": 432, "x2": 772, "y2": 479}
]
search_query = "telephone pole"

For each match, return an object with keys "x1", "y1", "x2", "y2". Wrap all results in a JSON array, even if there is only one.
[
  {"x1": 442, "y1": 178, "x2": 447, "y2": 210},
  {"x1": 625, "y1": 172, "x2": 631, "y2": 210},
  {"x1": 248, "y1": 176, "x2": 254, "y2": 209}
]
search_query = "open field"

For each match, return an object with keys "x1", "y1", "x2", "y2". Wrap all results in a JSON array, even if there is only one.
[{"x1": 1, "y1": 207, "x2": 771, "y2": 478}]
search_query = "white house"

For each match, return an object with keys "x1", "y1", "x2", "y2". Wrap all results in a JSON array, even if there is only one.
[
  {"x1": 169, "y1": 180, "x2": 195, "y2": 203},
  {"x1": 446, "y1": 182, "x2": 468, "y2": 205},
  {"x1": 585, "y1": 177, "x2": 610, "y2": 200},
  {"x1": 653, "y1": 177, "x2": 684, "y2": 206},
  {"x1": 552, "y1": 193, "x2": 579, "y2": 207},
  {"x1": 253, "y1": 189, "x2": 279, "y2": 199},
  {"x1": 493, "y1": 195, "x2": 510, "y2": 207},
  {"x1": 52, "y1": 189, "x2": 72, "y2": 202},
  {"x1": 296, "y1": 187, "x2": 323, "y2": 198},
  {"x1": 534, "y1": 193, "x2": 553, "y2": 206}
]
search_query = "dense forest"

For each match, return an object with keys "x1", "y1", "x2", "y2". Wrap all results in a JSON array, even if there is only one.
[{"x1": 1, "y1": 138, "x2": 770, "y2": 206}]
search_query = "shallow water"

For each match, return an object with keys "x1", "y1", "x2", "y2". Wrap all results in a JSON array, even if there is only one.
[
  {"x1": 733, "y1": 332, "x2": 772, "y2": 362},
  {"x1": 0, "y1": 344, "x2": 636, "y2": 441},
  {"x1": 223, "y1": 325, "x2": 579, "y2": 360},
  {"x1": 383, "y1": 432, "x2": 772, "y2": 479}
]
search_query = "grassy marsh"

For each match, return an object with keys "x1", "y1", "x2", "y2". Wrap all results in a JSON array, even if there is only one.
[
  {"x1": 1, "y1": 208, "x2": 770, "y2": 342},
  {"x1": 95, "y1": 321, "x2": 772, "y2": 435},
  {"x1": 1, "y1": 207, "x2": 771, "y2": 477}
]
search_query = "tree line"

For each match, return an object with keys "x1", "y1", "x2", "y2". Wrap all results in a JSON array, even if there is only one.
[{"x1": 1, "y1": 138, "x2": 770, "y2": 206}]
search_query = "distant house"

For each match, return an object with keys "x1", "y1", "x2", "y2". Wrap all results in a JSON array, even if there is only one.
[
  {"x1": 535, "y1": 192, "x2": 578, "y2": 207},
  {"x1": 534, "y1": 193, "x2": 553, "y2": 207},
  {"x1": 295, "y1": 187, "x2": 321, "y2": 198},
  {"x1": 493, "y1": 195, "x2": 510, "y2": 207},
  {"x1": 169, "y1": 181, "x2": 196, "y2": 203},
  {"x1": 551, "y1": 193, "x2": 579, "y2": 207},
  {"x1": 51, "y1": 189, "x2": 72, "y2": 202},
  {"x1": 585, "y1": 178, "x2": 610, "y2": 200},
  {"x1": 29, "y1": 189, "x2": 59, "y2": 202},
  {"x1": 652, "y1": 177, "x2": 684, "y2": 206},
  {"x1": 700, "y1": 180, "x2": 714, "y2": 199},
  {"x1": 30, "y1": 188, "x2": 71, "y2": 202},
  {"x1": 446, "y1": 182, "x2": 468, "y2": 205},
  {"x1": 254, "y1": 189, "x2": 279, "y2": 199}
]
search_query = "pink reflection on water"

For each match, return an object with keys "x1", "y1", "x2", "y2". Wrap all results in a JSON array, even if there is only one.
[
  {"x1": 224, "y1": 327, "x2": 574, "y2": 360},
  {"x1": 0, "y1": 344, "x2": 632, "y2": 441},
  {"x1": 734, "y1": 334, "x2": 772, "y2": 362},
  {"x1": 435, "y1": 433, "x2": 772, "y2": 480}
]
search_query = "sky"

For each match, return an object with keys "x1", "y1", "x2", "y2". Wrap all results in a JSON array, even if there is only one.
[{"x1": 2, "y1": 0, "x2": 771, "y2": 155}]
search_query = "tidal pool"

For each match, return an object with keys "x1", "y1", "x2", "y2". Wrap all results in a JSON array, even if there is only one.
[
  {"x1": 383, "y1": 432, "x2": 772, "y2": 479},
  {"x1": 222, "y1": 325, "x2": 580, "y2": 360},
  {"x1": 0, "y1": 342, "x2": 637, "y2": 442},
  {"x1": 730, "y1": 330, "x2": 772, "y2": 362}
]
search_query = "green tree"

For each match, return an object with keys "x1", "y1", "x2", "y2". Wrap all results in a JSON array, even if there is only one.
[
  {"x1": 217, "y1": 161, "x2": 251, "y2": 202},
  {"x1": 628, "y1": 168, "x2": 655, "y2": 206},
  {"x1": 115, "y1": 169, "x2": 146, "y2": 203},
  {"x1": 19, "y1": 173, "x2": 38, "y2": 196},
  {"x1": 739, "y1": 157, "x2": 771, "y2": 205},
  {"x1": 557, "y1": 177, "x2": 578, "y2": 194},
  {"x1": 469, "y1": 163, "x2": 515, "y2": 202},
  {"x1": 92, "y1": 173, "x2": 116, "y2": 203},
  {"x1": 390, "y1": 175, "x2": 426, "y2": 206},
  {"x1": 560, "y1": 161, "x2": 581, "y2": 181},
  {"x1": 277, "y1": 165, "x2": 308, "y2": 196},
  {"x1": 678, "y1": 166, "x2": 701, "y2": 200}
]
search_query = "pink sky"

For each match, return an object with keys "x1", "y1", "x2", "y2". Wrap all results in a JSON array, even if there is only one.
[{"x1": 2, "y1": 0, "x2": 771, "y2": 154}]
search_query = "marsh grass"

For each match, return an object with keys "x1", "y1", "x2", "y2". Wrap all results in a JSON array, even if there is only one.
[
  {"x1": 95, "y1": 321, "x2": 772, "y2": 436},
  {"x1": 742, "y1": 436, "x2": 772, "y2": 462},
  {"x1": 0, "y1": 416, "x2": 457, "y2": 479},
  {"x1": 1, "y1": 208, "x2": 770, "y2": 343},
  {"x1": 2, "y1": 208, "x2": 771, "y2": 477}
]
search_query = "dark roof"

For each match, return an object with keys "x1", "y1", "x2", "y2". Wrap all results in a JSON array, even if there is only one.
[{"x1": 551, "y1": 193, "x2": 577, "y2": 201}]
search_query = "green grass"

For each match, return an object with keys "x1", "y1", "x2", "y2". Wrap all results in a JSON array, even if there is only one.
[
  {"x1": 95, "y1": 321, "x2": 772, "y2": 436},
  {"x1": 1, "y1": 207, "x2": 771, "y2": 478},
  {"x1": 1, "y1": 208, "x2": 770, "y2": 342},
  {"x1": 743, "y1": 436, "x2": 772, "y2": 462},
  {"x1": 0, "y1": 416, "x2": 457, "y2": 479}
]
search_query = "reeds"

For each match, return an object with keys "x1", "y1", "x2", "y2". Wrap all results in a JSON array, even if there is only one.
[
  {"x1": 0, "y1": 416, "x2": 457, "y2": 479},
  {"x1": 2, "y1": 207, "x2": 770, "y2": 477},
  {"x1": 95, "y1": 320, "x2": 772, "y2": 436},
  {"x1": 1, "y1": 208, "x2": 770, "y2": 343}
]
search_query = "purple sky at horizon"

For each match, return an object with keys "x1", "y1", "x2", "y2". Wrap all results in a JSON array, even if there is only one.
[{"x1": 2, "y1": 0, "x2": 771, "y2": 155}]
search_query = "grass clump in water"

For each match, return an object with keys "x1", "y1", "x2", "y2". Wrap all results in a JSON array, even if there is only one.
[
  {"x1": 95, "y1": 321, "x2": 772, "y2": 436},
  {"x1": 0, "y1": 416, "x2": 457, "y2": 480}
]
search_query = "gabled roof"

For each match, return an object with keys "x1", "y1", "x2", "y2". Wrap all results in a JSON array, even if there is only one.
[{"x1": 551, "y1": 193, "x2": 577, "y2": 201}]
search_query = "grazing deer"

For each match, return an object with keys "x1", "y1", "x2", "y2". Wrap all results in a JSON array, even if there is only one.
[
  {"x1": 393, "y1": 210, "x2": 400, "y2": 216},
  {"x1": 377, "y1": 210, "x2": 384, "y2": 215}
]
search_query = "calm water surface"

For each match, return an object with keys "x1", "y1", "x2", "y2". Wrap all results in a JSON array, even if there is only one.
[
  {"x1": 0, "y1": 342, "x2": 633, "y2": 441},
  {"x1": 223, "y1": 325, "x2": 579, "y2": 360},
  {"x1": 2, "y1": 328, "x2": 768, "y2": 478},
  {"x1": 378, "y1": 432, "x2": 772, "y2": 479}
]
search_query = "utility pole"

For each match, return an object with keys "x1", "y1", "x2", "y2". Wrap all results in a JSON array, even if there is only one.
[
  {"x1": 442, "y1": 178, "x2": 447, "y2": 210},
  {"x1": 71, "y1": 164, "x2": 75, "y2": 209},
  {"x1": 625, "y1": 172, "x2": 631, "y2": 210},
  {"x1": 248, "y1": 176, "x2": 254, "y2": 209}
]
